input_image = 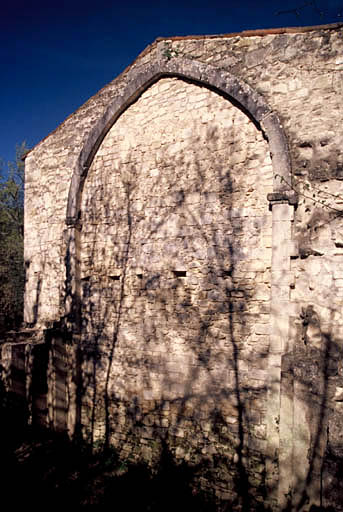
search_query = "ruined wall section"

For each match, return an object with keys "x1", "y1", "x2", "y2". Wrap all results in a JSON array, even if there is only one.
[
  {"x1": 23, "y1": 48, "x2": 160, "y2": 325},
  {"x1": 168, "y1": 26, "x2": 342, "y2": 131},
  {"x1": 19, "y1": 23, "x2": 343, "y2": 509},
  {"x1": 24, "y1": 26, "x2": 342, "y2": 331},
  {"x1": 79, "y1": 76, "x2": 273, "y2": 503},
  {"x1": 162, "y1": 24, "x2": 342, "y2": 509}
]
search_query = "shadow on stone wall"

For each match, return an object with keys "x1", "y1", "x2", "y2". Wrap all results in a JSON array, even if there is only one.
[
  {"x1": 281, "y1": 134, "x2": 343, "y2": 510},
  {"x1": 3, "y1": 88, "x2": 343, "y2": 510},
  {"x1": 67, "y1": 111, "x2": 343, "y2": 509},
  {"x1": 281, "y1": 310, "x2": 343, "y2": 512},
  {"x1": 65, "y1": 114, "x2": 273, "y2": 510}
]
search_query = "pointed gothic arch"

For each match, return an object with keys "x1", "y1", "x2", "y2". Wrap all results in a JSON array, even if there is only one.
[
  {"x1": 63, "y1": 57, "x2": 297, "y2": 507},
  {"x1": 66, "y1": 56, "x2": 294, "y2": 225}
]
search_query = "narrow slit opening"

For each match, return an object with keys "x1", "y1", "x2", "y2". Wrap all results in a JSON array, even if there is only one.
[
  {"x1": 109, "y1": 275, "x2": 120, "y2": 281},
  {"x1": 173, "y1": 270, "x2": 187, "y2": 278}
]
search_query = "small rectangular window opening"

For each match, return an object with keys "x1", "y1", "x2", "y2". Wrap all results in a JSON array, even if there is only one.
[
  {"x1": 223, "y1": 270, "x2": 232, "y2": 278},
  {"x1": 109, "y1": 275, "x2": 121, "y2": 281},
  {"x1": 137, "y1": 274, "x2": 143, "y2": 279},
  {"x1": 173, "y1": 270, "x2": 187, "y2": 278}
]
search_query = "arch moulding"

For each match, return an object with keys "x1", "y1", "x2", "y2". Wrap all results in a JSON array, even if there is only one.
[{"x1": 66, "y1": 56, "x2": 296, "y2": 224}]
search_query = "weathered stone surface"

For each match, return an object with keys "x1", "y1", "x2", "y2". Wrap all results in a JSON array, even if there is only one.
[{"x1": 3, "y1": 22, "x2": 343, "y2": 511}]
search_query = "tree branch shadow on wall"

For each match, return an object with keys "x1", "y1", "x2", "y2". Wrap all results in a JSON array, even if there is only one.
[
  {"x1": 280, "y1": 273, "x2": 343, "y2": 511},
  {"x1": 5, "y1": 81, "x2": 343, "y2": 510},
  {"x1": 67, "y1": 111, "x2": 273, "y2": 511},
  {"x1": 279, "y1": 162, "x2": 343, "y2": 511},
  {"x1": 73, "y1": 107, "x2": 343, "y2": 509},
  {"x1": 281, "y1": 324, "x2": 342, "y2": 512}
]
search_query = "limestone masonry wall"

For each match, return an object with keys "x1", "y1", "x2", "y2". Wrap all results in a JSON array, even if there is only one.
[
  {"x1": 4, "y1": 23, "x2": 343, "y2": 511},
  {"x1": 79, "y1": 77, "x2": 272, "y2": 501}
]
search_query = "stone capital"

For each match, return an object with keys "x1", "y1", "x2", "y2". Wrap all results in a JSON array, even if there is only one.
[{"x1": 267, "y1": 191, "x2": 298, "y2": 207}]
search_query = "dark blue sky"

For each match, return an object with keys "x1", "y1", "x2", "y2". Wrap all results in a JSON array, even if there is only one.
[{"x1": 1, "y1": 0, "x2": 342, "y2": 167}]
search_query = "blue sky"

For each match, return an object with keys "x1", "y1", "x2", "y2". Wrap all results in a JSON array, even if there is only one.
[{"x1": 1, "y1": 0, "x2": 342, "y2": 167}]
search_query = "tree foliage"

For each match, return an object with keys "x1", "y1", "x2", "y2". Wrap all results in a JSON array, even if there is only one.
[{"x1": 0, "y1": 143, "x2": 27, "y2": 334}]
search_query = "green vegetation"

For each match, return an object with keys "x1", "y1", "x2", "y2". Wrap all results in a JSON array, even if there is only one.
[
  {"x1": 0, "y1": 142, "x2": 28, "y2": 335},
  {"x1": 162, "y1": 42, "x2": 180, "y2": 60}
]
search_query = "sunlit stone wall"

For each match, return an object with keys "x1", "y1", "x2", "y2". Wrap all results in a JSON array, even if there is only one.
[
  {"x1": 20, "y1": 24, "x2": 343, "y2": 510},
  {"x1": 78, "y1": 77, "x2": 272, "y2": 500}
]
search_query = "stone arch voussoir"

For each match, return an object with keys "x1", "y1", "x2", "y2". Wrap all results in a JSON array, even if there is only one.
[{"x1": 66, "y1": 55, "x2": 294, "y2": 225}]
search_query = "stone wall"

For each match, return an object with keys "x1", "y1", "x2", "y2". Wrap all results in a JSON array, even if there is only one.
[
  {"x1": 23, "y1": 24, "x2": 343, "y2": 328},
  {"x1": 78, "y1": 76, "x2": 273, "y2": 505},
  {"x1": 13, "y1": 22, "x2": 343, "y2": 510}
]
